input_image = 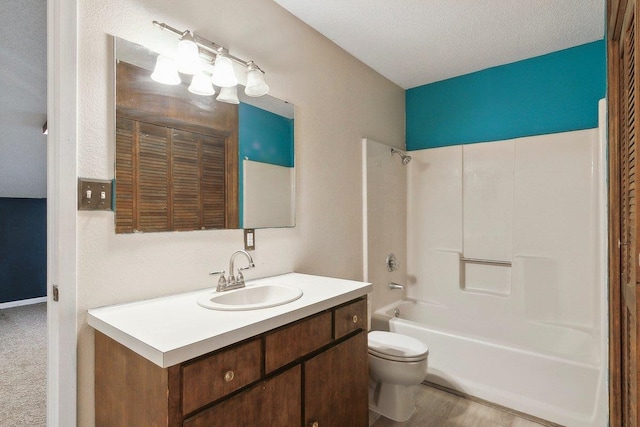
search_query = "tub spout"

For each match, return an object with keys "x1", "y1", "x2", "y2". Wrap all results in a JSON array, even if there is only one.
[{"x1": 389, "y1": 282, "x2": 405, "y2": 290}]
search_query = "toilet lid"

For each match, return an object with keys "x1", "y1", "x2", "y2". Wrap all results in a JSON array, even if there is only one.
[{"x1": 368, "y1": 331, "x2": 429, "y2": 362}]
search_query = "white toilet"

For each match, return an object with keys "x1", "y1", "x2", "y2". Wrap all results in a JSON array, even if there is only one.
[{"x1": 368, "y1": 330, "x2": 429, "y2": 422}]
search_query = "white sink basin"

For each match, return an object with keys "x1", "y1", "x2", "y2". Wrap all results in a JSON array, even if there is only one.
[{"x1": 198, "y1": 284, "x2": 303, "y2": 311}]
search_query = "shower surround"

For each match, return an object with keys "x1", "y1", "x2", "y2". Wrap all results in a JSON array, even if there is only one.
[{"x1": 396, "y1": 125, "x2": 607, "y2": 426}]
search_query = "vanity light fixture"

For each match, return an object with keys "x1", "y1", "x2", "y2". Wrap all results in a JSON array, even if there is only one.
[
  {"x1": 216, "y1": 85, "x2": 240, "y2": 104},
  {"x1": 152, "y1": 21, "x2": 270, "y2": 102},
  {"x1": 188, "y1": 71, "x2": 216, "y2": 96},
  {"x1": 151, "y1": 55, "x2": 181, "y2": 85},
  {"x1": 211, "y1": 48, "x2": 238, "y2": 88},
  {"x1": 175, "y1": 31, "x2": 202, "y2": 75},
  {"x1": 245, "y1": 61, "x2": 269, "y2": 97}
]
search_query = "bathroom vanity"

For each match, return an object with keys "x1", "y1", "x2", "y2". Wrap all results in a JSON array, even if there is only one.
[{"x1": 88, "y1": 273, "x2": 372, "y2": 426}]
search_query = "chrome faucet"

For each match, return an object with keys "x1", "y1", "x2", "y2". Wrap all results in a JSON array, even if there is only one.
[
  {"x1": 227, "y1": 250, "x2": 255, "y2": 289},
  {"x1": 389, "y1": 282, "x2": 405, "y2": 291},
  {"x1": 210, "y1": 250, "x2": 255, "y2": 292}
]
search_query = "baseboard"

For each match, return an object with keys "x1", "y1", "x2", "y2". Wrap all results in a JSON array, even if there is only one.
[{"x1": 0, "y1": 296, "x2": 47, "y2": 309}]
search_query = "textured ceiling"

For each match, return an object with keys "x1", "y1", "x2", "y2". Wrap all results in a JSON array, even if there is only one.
[
  {"x1": 0, "y1": 1, "x2": 605, "y2": 197},
  {"x1": 272, "y1": 0, "x2": 605, "y2": 89},
  {"x1": 0, "y1": 0, "x2": 47, "y2": 197}
]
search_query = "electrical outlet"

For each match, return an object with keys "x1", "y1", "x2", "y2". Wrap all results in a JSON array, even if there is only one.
[{"x1": 78, "y1": 178, "x2": 113, "y2": 211}]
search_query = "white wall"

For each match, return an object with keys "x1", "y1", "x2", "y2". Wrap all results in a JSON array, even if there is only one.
[
  {"x1": 243, "y1": 160, "x2": 294, "y2": 228},
  {"x1": 363, "y1": 139, "x2": 408, "y2": 314},
  {"x1": 76, "y1": 0, "x2": 404, "y2": 424}
]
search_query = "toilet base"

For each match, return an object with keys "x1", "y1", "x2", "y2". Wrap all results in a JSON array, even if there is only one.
[{"x1": 369, "y1": 379, "x2": 417, "y2": 422}]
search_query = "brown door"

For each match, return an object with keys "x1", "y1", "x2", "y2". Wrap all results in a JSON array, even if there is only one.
[
  {"x1": 609, "y1": 0, "x2": 640, "y2": 425},
  {"x1": 303, "y1": 331, "x2": 369, "y2": 427}
]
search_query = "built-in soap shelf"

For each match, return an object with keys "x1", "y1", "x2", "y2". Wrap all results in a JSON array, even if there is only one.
[
  {"x1": 460, "y1": 255, "x2": 512, "y2": 297},
  {"x1": 460, "y1": 257, "x2": 512, "y2": 267}
]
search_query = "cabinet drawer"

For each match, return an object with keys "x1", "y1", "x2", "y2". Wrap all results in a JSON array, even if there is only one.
[
  {"x1": 264, "y1": 311, "x2": 332, "y2": 373},
  {"x1": 333, "y1": 297, "x2": 367, "y2": 339},
  {"x1": 183, "y1": 365, "x2": 301, "y2": 427},
  {"x1": 181, "y1": 338, "x2": 261, "y2": 415}
]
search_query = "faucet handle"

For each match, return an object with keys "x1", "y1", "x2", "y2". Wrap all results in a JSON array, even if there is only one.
[
  {"x1": 235, "y1": 262, "x2": 254, "y2": 287},
  {"x1": 210, "y1": 270, "x2": 227, "y2": 292},
  {"x1": 236, "y1": 270, "x2": 245, "y2": 287}
]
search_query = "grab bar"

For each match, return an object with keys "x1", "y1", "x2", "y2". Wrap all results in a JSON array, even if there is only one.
[{"x1": 460, "y1": 257, "x2": 511, "y2": 267}]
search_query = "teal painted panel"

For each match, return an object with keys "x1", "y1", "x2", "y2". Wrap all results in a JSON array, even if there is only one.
[
  {"x1": 406, "y1": 40, "x2": 606, "y2": 150},
  {"x1": 239, "y1": 102, "x2": 294, "y2": 167},
  {"x1": 239, "y1": 102, "x2": 294, "y2": 227},
  {"x1": 0, "y1": 198, "x2": 47, "y2": 303}
]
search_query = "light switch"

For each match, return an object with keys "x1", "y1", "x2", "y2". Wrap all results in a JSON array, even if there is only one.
[{"x1": 78, "y1": 178, "x2": 113, "y2": 211}]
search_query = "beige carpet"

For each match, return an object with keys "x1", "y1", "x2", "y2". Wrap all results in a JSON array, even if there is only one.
[{"x1": 0, "y1": 303, "x2": 47, "y2": 426}]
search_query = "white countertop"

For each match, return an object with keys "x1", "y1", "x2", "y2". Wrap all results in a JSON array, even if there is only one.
[{"x1": 88, "y1": 273, "x2": 372, "y2": 368}]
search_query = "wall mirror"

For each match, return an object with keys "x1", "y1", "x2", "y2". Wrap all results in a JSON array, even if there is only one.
[{"x1": 114, "y1": 37, "x2": 295, "y2": 233}]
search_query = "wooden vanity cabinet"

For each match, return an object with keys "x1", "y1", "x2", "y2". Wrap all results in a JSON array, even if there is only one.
[
  {"x1": 94, "y1": 296, "x2": 368, "y2": 427},
  {"x1": 304, "y1": 330, "x2": 368, "y2": 427},
  {"x1": 334, "y1": 297, "x2": 367, "y2": 339},
  {"x1": 184, "y1": 365, "x2": 302, "y2": 427},
  {"x1": 264, "y1": 311, "x2": 332, "y2": 373},
  {"x1": 181, "y1": 338, "x2": 262, "y2": 415}
]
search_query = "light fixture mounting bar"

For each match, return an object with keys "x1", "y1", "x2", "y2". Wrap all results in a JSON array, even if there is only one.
[{"x1": 152, "y1": 21, "x2": 265, "y2": 73}]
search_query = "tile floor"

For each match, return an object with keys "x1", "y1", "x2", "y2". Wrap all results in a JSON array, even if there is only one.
[{"x1": 369, "y1": 384, "x2": 551, "y2": 427}]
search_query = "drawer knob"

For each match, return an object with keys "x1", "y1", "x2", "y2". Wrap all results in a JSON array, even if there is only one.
[
  {"x1": 224, "y1": 370, "x2": 235, "y2": 382},
  {"x1": 352, "y1": 315, "x2": 358, "y2": 323}
]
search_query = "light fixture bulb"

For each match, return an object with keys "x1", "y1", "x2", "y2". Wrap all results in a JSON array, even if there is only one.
[
  {"x1": 188, "y1": 72, "x2": 215, "y2": 96},
  {"x1": 245, "y1": 62, "x2": 269, "y2": 97},
  {"x1": 150, "y1": 55, "x2": 181, "y2": 85},
  {"x1": 175, "y1": 32, "x2": 202, "y2": 75},
  {"x1": 211, "y1": 51, "x2": 238, "y2": 88},
  {"x1": 216, "y1": 85, "x2": 239, "y2": 104}
]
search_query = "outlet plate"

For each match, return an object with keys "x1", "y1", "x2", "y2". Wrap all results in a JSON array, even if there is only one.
[
  {"x1": 244, "y1": 228, "x2": 255, "y2": 251},
  {"x1": 78, "y1": 178, "x2": 113, "y2": 211}
]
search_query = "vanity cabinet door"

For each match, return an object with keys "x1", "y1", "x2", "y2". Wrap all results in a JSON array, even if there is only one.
[
  {"x1": 303, "y1": 330, "x2": 368, "y2": 427},
  {"x1": 264, "y1": 311, "x2": 332, "y2": 373},
  {"x1": 183, "y1": 365, "x2": 301, "y2": 427}
]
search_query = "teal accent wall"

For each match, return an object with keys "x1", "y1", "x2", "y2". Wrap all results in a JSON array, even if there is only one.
[
  {"x1": 406, "y1": 40, "x2": 606, "y2": 150},
  {"x1": 238, "y1": 102, "x2": 294, "y2": 227},
  {"x1": 0, "y1": 198, "x2": 47, "y2": 303}
]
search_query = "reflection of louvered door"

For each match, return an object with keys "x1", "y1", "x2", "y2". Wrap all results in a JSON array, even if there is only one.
[
  {"x1": 115, "y1": 117, "x2": 227, "y2": 233},
  {"x1": 172, "y1": 129, "x2": 227, "y2": 230},
  {"x1": 138, "y1": 122, "x2": 170, "y2": 232},
  {"x1": 611, "y1": 0, "x2": 640, "y2": 425}
]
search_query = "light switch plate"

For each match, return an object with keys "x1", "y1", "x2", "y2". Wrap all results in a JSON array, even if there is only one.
[
  {"x1": 78, "y1": 178, "x2": 113, "y2": 211},
  {"x1": 244, "y1": 228, "x2": 255, "y2": 251}
]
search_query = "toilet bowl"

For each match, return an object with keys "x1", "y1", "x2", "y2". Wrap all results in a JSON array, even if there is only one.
[{"x1": 368, "y1": 330, "x2": 429, "y2": 422}]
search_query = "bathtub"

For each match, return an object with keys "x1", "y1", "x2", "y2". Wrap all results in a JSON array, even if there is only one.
[{"x1": 372, "y1": 299, "x2": 607, "y2": 427}]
